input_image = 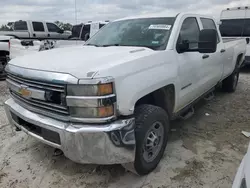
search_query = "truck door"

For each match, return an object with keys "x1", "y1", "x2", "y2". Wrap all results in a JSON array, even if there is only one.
[
  {"x1": 199, "y1": 17, "x2": 224, "y2": 91},
  {"x1": 46, "y1": 22, "x2": 64, "y2": 39},
  {"x1": 31, "y1": 22, "x2": 47, "y2": 39},
  {"x1": 175, "y1": 17, "x2": 205, "y2": 110}
]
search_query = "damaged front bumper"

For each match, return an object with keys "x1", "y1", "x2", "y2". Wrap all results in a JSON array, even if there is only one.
[{"x1": 4, "y1": 98, "x2": 136, "y2": 164}]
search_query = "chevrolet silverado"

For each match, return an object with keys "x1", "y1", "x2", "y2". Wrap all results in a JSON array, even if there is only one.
[{"x1": 4, "y1": 13, "x2": 246, "y2": 175}]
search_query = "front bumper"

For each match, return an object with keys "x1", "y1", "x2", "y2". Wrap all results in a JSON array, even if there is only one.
[{"x1": 4, "y1": 98, "x2": 136, "y2": 164}]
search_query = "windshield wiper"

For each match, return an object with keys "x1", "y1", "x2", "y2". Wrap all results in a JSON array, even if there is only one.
[
  {"x1": 85, "y1": 43, "x2": 103, "y2": 47},
  {"x1": 102, "y1": 44, "x2": 120, "y2": 47}
]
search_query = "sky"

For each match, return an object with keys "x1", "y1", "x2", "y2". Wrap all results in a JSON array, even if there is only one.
[{"x1": 0, "y1": 0, "x2": 249, "y2": 25}]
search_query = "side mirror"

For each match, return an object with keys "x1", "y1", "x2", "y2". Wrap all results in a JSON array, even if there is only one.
[
  {"x1": 198, "y1": 29, "x2": 217, "y2": 53},
  {"x1": 176, "y1": 40, "x2": 189, "y2": 53}
]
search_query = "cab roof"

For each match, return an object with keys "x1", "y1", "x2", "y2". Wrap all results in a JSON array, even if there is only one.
[{"x1": 114, "y1": 12, "x2": 214, "y2": 22}]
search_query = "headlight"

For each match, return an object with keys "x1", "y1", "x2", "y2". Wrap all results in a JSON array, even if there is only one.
[
  {"x1": 67, "y1": 83, "x2": 113, "y2": 96},
  {"x1": 66, "y1": 80, "x2": 116, "y2": 121}
]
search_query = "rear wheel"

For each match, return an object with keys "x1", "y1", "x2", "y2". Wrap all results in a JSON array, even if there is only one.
[
  {"x1": 222, "y1": 66, "x2": 240, "y2": 93},
  {"x1": 134, "y1": 105, "x2": 169, "y2": 175}
]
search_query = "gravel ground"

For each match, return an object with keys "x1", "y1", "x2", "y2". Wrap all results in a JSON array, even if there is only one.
[{"x1": 0, "y1": 69, "x2": 250, "y2": 188}]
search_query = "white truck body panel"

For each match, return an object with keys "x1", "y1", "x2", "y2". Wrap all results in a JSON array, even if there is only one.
[
  {"x1": 9, "y1": 39, "x2": 41, "y2": 59},
  {"x1": 8, "y1": 13, "x2": 246, "y2": 115},
  {"x1": 0, "y1": 36, "x2": 12, "y2": 52}
]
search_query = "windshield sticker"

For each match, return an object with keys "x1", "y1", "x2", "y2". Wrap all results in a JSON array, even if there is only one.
[
  {"x1": 148, "y1": 24, "x2": 172, "y2": 30},
  {"x1": 152, "y1": 41, "x2": 159, "y2": 44}
]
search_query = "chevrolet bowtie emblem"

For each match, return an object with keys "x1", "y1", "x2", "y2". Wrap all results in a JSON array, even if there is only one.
[{"x1": 19, "y1": 85, "x2": 32, "y2": 98}]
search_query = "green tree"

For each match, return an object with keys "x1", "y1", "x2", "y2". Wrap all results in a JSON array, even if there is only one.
[
  {"x1": 0, "y1": 24, "x2": 11, "y2": 31},
  {"x1": 54, "y1": 21, "x2": 72, "y2": 31}
]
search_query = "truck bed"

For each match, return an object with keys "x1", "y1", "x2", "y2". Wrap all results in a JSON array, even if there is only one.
[
  {"x1": 222, "y1": 38, "x2": 244, "y2": 43},
  {"x1": 223, "y1": 37, "x2": 246, "y2": 51}
]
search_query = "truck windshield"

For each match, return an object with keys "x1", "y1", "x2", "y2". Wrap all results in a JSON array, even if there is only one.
[
  {"x1": 85, "y1": 17, "x2": 175, "y2": 50},
  {"x1": 220, "y1": 19, "x2": 250, "y2": 37}
]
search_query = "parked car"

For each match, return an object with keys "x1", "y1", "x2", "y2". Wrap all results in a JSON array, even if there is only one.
[
  {"x1": 232, "y1": 141, "x2": 250, "y2": 188},
  {"x1": 220, "y1": 6, "x2": 250, "y2": 66},
  {"x1": 0, "y1": 35, "x2": 12, "y2": 78},
  {"x1": 9, "y1": 21, "x2": 109, "y2": 59},
  {"x1": 4, "y1": 12, "x2": 246, "y2": 175}
]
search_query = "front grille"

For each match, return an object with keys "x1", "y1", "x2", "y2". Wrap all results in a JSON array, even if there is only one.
[{"x1": 7, "y1": 73, "x2": 69, "y2": 116}]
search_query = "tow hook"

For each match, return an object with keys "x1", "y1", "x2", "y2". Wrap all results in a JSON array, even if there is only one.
[{"x1": 15, "y1": 126, "x2": 21, "y2": 132}]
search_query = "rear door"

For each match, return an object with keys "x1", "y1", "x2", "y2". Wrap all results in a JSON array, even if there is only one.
[
  {"x1": 176, "y1": 16, "x2": 204, "y2": 110},
  {"x1": 31, "y1": 22, "x2": 47, "y2": 39},
  {"x1": 199, "y1": 17, "x2": 224, "y2": 90}
]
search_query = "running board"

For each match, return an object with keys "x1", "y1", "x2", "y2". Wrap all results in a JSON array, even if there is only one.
[
  {"x1": 179, "y1": 107, "x2": 194, "y2": 120},
  {"x1": 204, "y1": 91, "x2": 214, "y2": 101}
]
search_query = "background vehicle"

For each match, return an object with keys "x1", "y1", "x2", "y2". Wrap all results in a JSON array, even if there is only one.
[
  {"x1": 220, "y1": 6, "x2": 250, "y2": 66},
  {"x1": 232, "y1": 141, "x2": 250, "y2": 188},
  {"x1": 0, "y1": 20, "x2": 71, "y2": 39},
  {"x1": 4, "y1": 13, "x2": 246, "y2": 175},
  {"x1": 0, "y1": 36, "x2": 12, "y2": 78},
  {"x1": 9, "y1": 21, "x2": 109, "y2": 59},
  {"x1": 0, "y1": 20, "x2": 71, "y2": 73}
]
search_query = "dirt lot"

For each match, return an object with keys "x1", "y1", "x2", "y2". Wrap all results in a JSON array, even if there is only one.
[{"x1": 0, "y1": 70, "x2": 250, "y2": 188}]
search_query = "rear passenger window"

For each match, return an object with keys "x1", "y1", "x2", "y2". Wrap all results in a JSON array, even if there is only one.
[
  {"x1": 201, "y1": 18, "x2": 220, "y2": 43},
  {"x1": 179, "y1": 17, "x2": 200, "y2": 49},
  {"x1": 32, "y1": 22, "x2": 45, "y2": 32}
]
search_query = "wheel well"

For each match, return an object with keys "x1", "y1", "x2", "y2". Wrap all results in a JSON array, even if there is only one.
[
  {"x1": 237, "y1": 53, "x2": 244, "y2": 66},
  {"x1": 0, "y1": 50, "x2": 9, "y2": 57},
  {"x1": 135, "y1": 84, "x2": 175, "y2": 117}
]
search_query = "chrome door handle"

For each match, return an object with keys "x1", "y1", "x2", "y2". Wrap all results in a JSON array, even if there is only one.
[{"x1": 220, "y1": 49, "x2": 226, "y2": 53}]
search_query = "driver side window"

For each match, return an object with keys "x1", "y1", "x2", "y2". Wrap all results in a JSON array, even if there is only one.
[
  {"x1": 46, "y1": 23, "x2": 61, "y2": 33},
  {"x1": 178, "y1": 17, "x2": 200, "y2": 49}
]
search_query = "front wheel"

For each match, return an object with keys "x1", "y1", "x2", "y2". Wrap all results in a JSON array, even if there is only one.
[
  {"x1": 134, "y1": 105, "x2": 169, "y2": 175},
  {"x1": 222, "y1": 68, "x2": 240, "y2": 93}
]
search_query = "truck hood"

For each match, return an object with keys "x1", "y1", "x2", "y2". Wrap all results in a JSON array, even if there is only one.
[{"x1": 9, "y1": 45, "x2": 156, "y2": 79}]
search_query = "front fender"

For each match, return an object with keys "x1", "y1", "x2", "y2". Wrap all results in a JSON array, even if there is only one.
[{"x1": 115, "y1": 60, "x2": 178, "y2": 116}]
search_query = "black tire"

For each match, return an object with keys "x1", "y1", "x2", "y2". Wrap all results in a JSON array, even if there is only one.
[
  {"x1": 134, "y1": 104, "x2": 169, "y2": 175},
  {"x1": 222, "y1": 65, "x2": 240, "y2": 93}
]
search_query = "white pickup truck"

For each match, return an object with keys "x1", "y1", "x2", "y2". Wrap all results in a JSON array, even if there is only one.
[
  {"x1": 0, "y1": 20, "x2": 71, "y2": 39},
  {"x1": 4, "y1": 13, "x2": 246, "y2": 175}
]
